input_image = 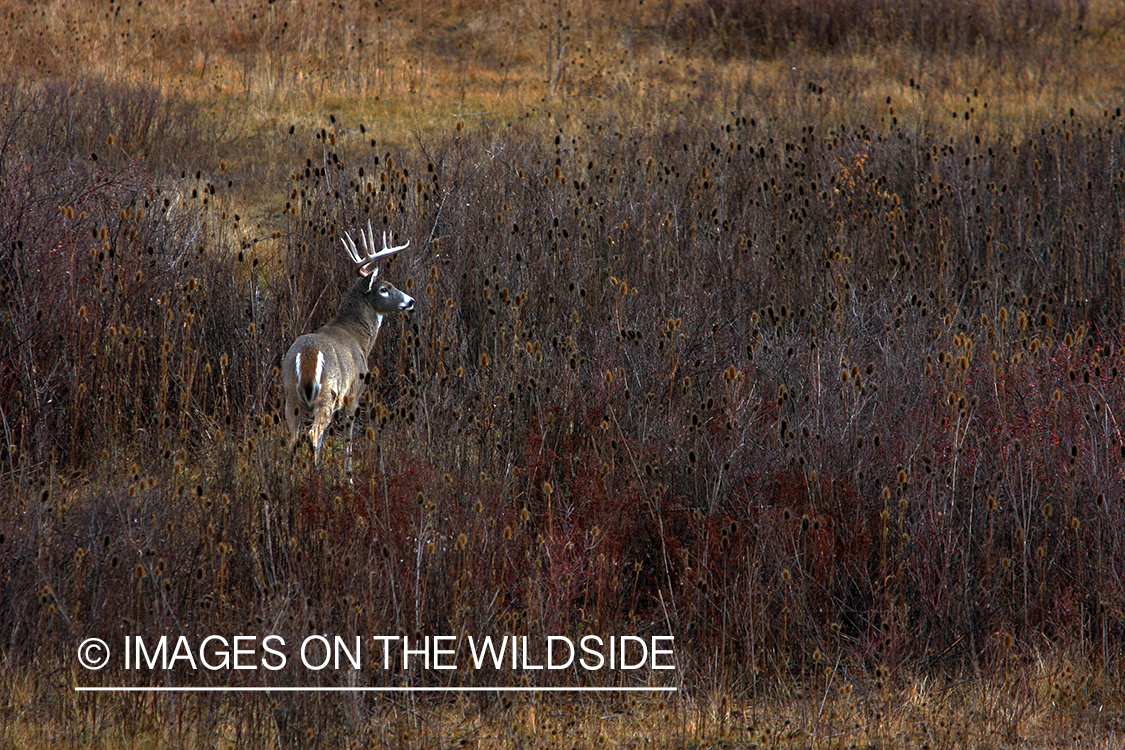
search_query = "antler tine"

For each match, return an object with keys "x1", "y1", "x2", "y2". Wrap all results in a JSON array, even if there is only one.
[
  {"x1": 380, "y1": 225, "x2": 410, "y2": 257},
  {"x1": 341, "y1": 230, "x2": 369, "y2": 266},
  {"x1": 361, "y1": 219, "x2": 380, "y2": 260},
  {"x1": 366, "y1": 220, "x2": 410, "y2": 259}
]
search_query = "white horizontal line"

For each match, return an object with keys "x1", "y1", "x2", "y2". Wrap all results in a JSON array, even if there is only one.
[{"x1": 75, "y1": 686, "x2": 678, "y2": 693}]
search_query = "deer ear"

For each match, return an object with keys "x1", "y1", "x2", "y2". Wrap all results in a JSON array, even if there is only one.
[{"x1": 366, "y1": 267, "x2": 380, "y2": 292}]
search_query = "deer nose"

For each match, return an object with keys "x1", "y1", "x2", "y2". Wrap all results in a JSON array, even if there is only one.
[{"x1": 402, "y1": 296, "x2": 415, "y2": 312}]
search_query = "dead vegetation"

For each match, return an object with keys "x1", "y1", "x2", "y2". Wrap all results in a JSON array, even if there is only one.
[{"x1": 2, "y1": 0, "x2": 1125, "y2": 747}]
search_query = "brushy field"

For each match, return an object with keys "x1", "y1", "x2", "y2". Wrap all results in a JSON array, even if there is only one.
[{"x1": 3, "y1": 0, "x2": 1125, "y2": 747}]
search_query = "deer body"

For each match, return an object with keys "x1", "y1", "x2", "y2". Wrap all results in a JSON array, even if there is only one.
[{"x1": 282, "y1": 226, "x2": 414, "y2": 466}]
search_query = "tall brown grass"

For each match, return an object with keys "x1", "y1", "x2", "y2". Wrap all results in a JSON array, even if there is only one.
[{"x1": 2, "y1": 1, "x2": 1125, "y2": 748}]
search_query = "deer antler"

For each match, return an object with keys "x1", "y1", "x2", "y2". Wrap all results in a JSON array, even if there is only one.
[{"x1": 342, "y1": 220, "x2": 411, "y2": 280}]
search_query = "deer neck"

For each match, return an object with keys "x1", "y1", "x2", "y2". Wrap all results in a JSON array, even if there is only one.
[{"x1": 330, "y1": 291, "x2": 386, "y2": 354}]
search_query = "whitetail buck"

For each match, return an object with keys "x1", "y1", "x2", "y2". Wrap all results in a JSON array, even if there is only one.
[{"x1": 282, "y1": 222, "x2": 414, "y2": 468}]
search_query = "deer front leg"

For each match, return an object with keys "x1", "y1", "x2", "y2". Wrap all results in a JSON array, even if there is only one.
[{"x1": 341, "y1": 392, "x2": 362, "y2": 477}]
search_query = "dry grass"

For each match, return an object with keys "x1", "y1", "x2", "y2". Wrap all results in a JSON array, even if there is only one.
[
  {"x1": 3, "y1": 0, "x2": 1125, "y2": 748},
  {"x1": 4, "y1": 0, "x2": 1125, "y2": 135},
  {"x1": 3, "y1": 657, "x2": 1122, "y2": 748}
]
